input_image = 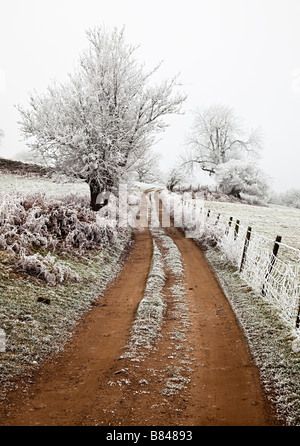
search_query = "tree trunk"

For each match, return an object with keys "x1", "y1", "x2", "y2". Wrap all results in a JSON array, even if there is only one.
[{"x1": 89, "y1": 179, "x2": 108, "y2": 212}]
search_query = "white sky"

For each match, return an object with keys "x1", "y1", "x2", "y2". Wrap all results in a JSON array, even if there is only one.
[{"x1": 0, "y1": 0, "x2": 299, "y2": 192}]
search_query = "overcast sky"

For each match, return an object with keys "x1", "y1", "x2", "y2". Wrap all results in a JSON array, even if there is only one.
[{"x1": 0, "y1": 0, "x2": 299, "y2": 192}]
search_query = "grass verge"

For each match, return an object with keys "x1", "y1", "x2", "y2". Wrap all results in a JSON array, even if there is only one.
[
  {"x1": 0, "y1": 231, "x2": 132, "y2": 401},
  {"x1": 204, "y1": 246, "x2": 300, "y2": 426}
]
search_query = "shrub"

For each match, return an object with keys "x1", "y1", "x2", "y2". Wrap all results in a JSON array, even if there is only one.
[
  {"x1": 0, "y1": 192, "x2": 125, "y2": 284},
  {"x1": 18, "y1": 250, "x2": 80, "y2": 286},
  {"x1": 215, "y1": 160, "x2": 270, "y2": 205}
]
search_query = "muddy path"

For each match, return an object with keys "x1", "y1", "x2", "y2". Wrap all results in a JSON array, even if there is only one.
[{"x1": 0, "y1": 193, "x2": 280, "y2": 426}]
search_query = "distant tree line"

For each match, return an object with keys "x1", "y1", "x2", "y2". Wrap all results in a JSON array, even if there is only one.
[{"x1": 270, "y1": 189, "x2": 300, "y2": 209}]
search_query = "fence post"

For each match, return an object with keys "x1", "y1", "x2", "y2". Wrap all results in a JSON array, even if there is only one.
[
  {"x1": 296, "y1": 305, "x2": 300, "y2": 330},
  {"x1": 206, "y1": 210, "x2": 211, "y2": 219},
  {"x1": 225, "y1": 216, "x2": 233, "y2": 235},
  {"x1": 240, "y1": 226, "x2": 252, "y2": 272},
  {"x1": 262, "y1": 235, "x2": 282, "y2": 297},
  {"x1": 215, "y1": 213, "x2": 221, "y2": 225},
  {"x1": 234, "y1": 220, "x2": 240, "y2": 240}
]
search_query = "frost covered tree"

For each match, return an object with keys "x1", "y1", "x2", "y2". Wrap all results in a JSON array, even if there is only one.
[
  {"x1": 17, "y1": 27, "x2": 186, "y2": 211},
  {"x1": 166, "y1": 165, "x2": 187, "y2": 192},
  {"x1": 215, "y1": 159, "x2": 270, "y2": 204},
  {"x1": 135, "y1": 150, "x2": 162, "y2": 183},
  {"x1": 184, "y1": 105, "x2": 262, "y2": 175},
  {"x1": 272, "y1": 188, "x2": 300, "y2": 209}
]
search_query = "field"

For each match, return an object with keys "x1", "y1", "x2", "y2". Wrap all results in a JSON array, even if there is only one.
[
  {"x1": 0, "y1": 173, "x2": 89, "y2": 198},
  {"x1": 199, "y1": 199, "x2": 300, "y2": 252}
]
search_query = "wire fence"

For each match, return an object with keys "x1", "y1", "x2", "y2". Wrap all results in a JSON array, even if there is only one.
[
  {"x1": 162, "y1": 192, "x2": 300, "y2": 334},
  {"x1": 219, "y1": 219, "x2": 300, "y2": 330}
]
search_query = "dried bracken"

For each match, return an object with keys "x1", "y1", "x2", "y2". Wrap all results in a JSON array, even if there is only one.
[{"x1": 0, "y1": 192, "x2": 123, "y2": 284}]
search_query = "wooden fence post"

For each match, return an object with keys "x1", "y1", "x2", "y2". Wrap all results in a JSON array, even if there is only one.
[
  {"x1": 234, "y1": 220, "x2": 240, "y2": 240},
  {"x1": 240, "y1": 226, "x2": 252, "y2": 272},
  {"x1": 262, "y1": 235, "x2": 282, "y2": 297},
  {"x1": 225, "y1": 216, "x2": 233, "y2": 235},
  {"x1": 296, "y1": 306, "x2": 300, "y2": 330}
]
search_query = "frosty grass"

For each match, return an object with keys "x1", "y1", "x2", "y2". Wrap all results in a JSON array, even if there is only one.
[{"x1": 205, "y1": 247, "x2": 300, "y2": 426}]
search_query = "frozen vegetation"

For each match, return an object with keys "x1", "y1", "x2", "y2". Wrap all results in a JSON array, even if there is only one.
[
  {"x1": 122, "y1": 239, "x2": 166, "y2": 358},
  {"x1": 0, "y1": 173, "x2": 89, "y2": 198},
  {"x1": 0, "y1": 192, "x2": 122, "y2": 284}
]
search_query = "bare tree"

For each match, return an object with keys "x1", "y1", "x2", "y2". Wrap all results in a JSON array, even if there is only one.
[
  {"x1": 184, "y1": 105, "x2": 262, "y2": 175},
  {"x1": 17, "y1": 27, "x2": 186, "y2": 210}
]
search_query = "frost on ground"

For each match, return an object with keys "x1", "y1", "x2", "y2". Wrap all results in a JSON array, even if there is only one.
[
  {"x1": 0, "y1": 190, "x2": 132, "y2": 400},
  {"x1": 0, "y1": 172, "x2": 88, "y2": 198},
  {"x1": 192, "y1": 196, "x2": 300, "y2": 255},
  {"x1": 122, "y1": 239, "x2": 166, "y2": 359},
  {"x1": 118, "y1": 194, "x2": 194, "y2": 397},
  {"x1": 205, "y1": 247, "x2": 300, "y2": 426}
]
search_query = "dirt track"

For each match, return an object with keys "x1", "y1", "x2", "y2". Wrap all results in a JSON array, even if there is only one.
[{"x1": 0, "y1": 193, "x2": 280, "y2": 426}]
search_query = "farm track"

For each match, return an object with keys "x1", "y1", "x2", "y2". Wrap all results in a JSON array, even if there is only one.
[{"x1": 0, "y1": 193, "x2": 280, "y2": 426}]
